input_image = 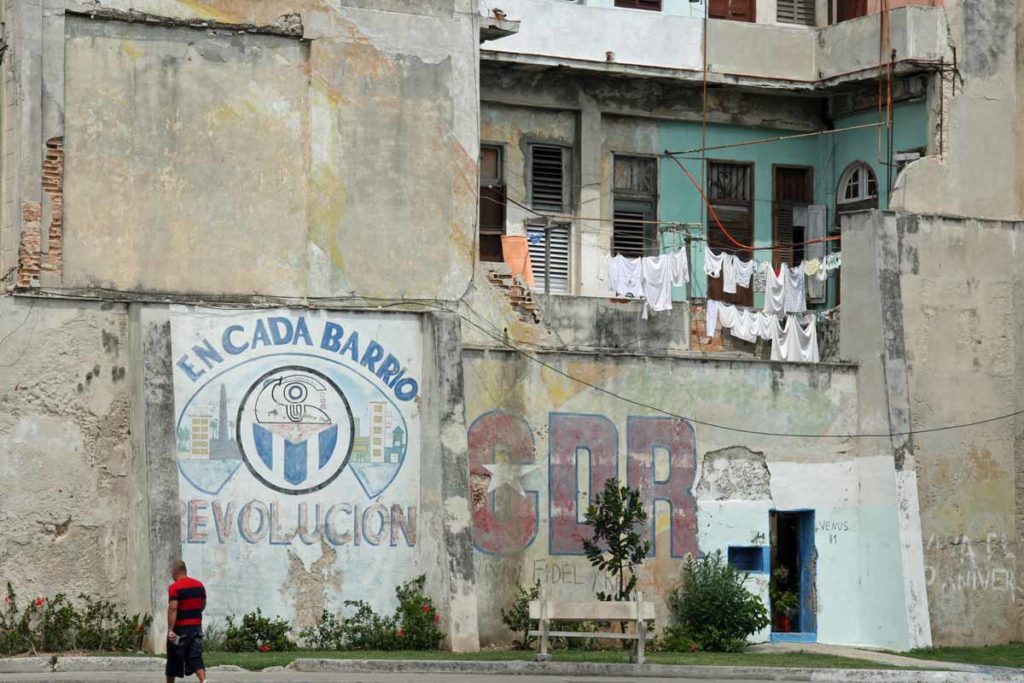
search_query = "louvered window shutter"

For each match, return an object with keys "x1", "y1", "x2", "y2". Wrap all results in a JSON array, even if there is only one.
[
  {"x1": 778, "y1": 0, "x2": 815, "y2": 25},
  {"x1": 773, "y1": 206, "x2": 794, "y2": 272},
  {"x1": 530, "y1": 145, "x2": 567, "y2": 212},
  {"x1": 527, "y1": 222, "x2": 572, "y2": 294}
]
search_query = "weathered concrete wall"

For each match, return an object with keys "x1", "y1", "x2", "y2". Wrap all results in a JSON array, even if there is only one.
[
  {"x1": 7, "y1": 0, "x2": 479, "y2": 300},
  {"x1": 63, "y1": 17, "x2": 310, "y2": 295},
  {"x1": 842, "y1": 210, "x2": 1024, "y2": 646},
  {"x1": 893, "y1": 0, "x2": 1021, "y2": 219},
  {"x1": 463, "y1": 346, "x2": 923, "y2": 650},
  {"x1": 0, "y1": 296, "x2": 132, "y2": 603}
]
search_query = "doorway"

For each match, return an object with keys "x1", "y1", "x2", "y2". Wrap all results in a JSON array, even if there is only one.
[{"x1": 769, "y1": 510, "x2": 817, "y2": 641}]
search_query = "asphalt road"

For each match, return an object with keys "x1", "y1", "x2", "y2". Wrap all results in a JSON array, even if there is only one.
[{"x1": 0, "y1": 673, "x2": 805, "y2": 683}]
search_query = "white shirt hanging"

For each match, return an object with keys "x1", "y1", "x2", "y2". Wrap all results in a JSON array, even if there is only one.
[
  {"x1": 763, "y1": 265, "x2": 785, "y2": 315},
  {"x1": 784, "y1": 265, "x2": 807, "y2": 314},
  {"x1": 607, "y1": 254, "x2": 643, "y2": 299},
  {"x1": 641, "y1": 255, "x2": 674, "y2": 318},
  {"x1": 704, "y1": 246, "x2": 726, "y2": 279},
  {"x1": 771, "y1": 315, "x2": 819, "y2": 363},
  {"x1": 670, "y1": 249, "x2": 690, "y2": 286}
]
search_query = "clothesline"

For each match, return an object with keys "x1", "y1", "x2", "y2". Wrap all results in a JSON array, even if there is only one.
[
  {"x1": 705, "y1": 302, "x2": 821, "y2": 363},
  {"x1": 606, "y1": 248, "x2": 690, "y2": 319}
]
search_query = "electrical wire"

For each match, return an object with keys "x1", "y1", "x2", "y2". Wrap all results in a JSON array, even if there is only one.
[
  {"x1": 20, "y1": 285, "x2": 1024, "y2": 441},
  {"x1": 663, "y1": 123, "x2": 886, "y2": 157},
  {"x1": 664, "y1": 151, "x2": 841, "y2": 253}
]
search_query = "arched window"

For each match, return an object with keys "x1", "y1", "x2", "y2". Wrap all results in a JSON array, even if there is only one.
[{"x1": 837, "y1": 162, "x2": 878, "y2": 205}]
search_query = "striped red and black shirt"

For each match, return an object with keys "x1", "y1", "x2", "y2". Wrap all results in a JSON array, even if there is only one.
[{"x1": 168, "y1": 576, "x2": 206, "y2": 628}]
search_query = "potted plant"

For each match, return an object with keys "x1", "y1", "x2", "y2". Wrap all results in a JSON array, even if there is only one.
[{"x1": 769, "y1": 567, "x2": 798, "y2": 632}]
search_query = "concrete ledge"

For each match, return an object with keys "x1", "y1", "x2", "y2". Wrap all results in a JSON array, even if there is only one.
[
  {"x1": 0, "y1": 656, "x2": 53, "y2": 673},
  {"x1": 286, "y1": 658, "x2": 1019, "y2": 682},
  {"x1": 52, "y1": 655, "x2": 164, "y2": 672}
]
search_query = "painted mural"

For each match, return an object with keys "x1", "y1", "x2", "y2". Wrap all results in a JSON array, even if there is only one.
[
  {"x1": 170, "y1": 307, "x2": 422, "y2": 623},
  {"x1": 468, "y1": 409, "x2": 700, "y2": 624}
]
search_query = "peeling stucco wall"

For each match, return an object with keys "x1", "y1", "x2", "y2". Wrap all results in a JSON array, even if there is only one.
[
  {"x1": 0, "y1": 297, "x2": 131, "y2": 602},
  {"x1": 6, "y1": 0, "x2": 480, "y2": 300},
  {"x1": 892, "y1": 1, "x2": 1022, "y2": 220},
  {"x1": 882, "y1": 213, "x2": 1022, "y2": 644},
  {"x1": 461, "y1": 345, "x2": 919, "y2": 649}
]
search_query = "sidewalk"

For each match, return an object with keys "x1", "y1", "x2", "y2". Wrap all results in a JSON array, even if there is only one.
[
  {"x1": 2, "y1": 654, "x2": 1020, "y2": 683},
  {"x1": 747, "y1": 643, "x2": 999, "y2": 674}
]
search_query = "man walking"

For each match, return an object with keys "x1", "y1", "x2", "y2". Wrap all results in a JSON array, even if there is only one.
[{"x1": 166, "y1": 560, "x2": 207, "y2": 683}]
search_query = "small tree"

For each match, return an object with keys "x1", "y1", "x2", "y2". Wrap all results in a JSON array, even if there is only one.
[
  {"x1": 500, "y1": 580, "x2": 541, "y2": 649},
  {"x1": 665, "y1": 551, "x2": 769, "y2": 652},
  {"x1": 582, "y1": 479, "x2": 651, "y2": 603}
]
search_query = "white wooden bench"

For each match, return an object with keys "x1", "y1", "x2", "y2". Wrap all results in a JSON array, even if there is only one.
[{"x1": 528, "y1": 590, "x2": 656, "y2": 664}]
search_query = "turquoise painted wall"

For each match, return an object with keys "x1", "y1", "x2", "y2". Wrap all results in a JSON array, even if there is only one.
[{"x1": 659, "y1": 100, "x2": 928, "y2": 304}]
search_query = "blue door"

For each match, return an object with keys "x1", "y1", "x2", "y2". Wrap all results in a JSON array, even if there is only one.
[{"x1": 770, "y1": 510, "x2": 816, "y2": 642}]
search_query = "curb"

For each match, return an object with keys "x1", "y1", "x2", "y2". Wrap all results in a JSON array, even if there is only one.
[
  {"x1": 52, "y1": 656, "x2": 164, "y2": 672},
  {"x1": 287, "y1": 658, "x2": 1023, "y2": 682}
]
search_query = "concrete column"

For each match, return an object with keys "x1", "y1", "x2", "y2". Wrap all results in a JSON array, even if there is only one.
[
  {"x1": 127, "y1": 305, "x2": 181, "y2": 653},
  {"x1": 577, "y1": 96, "x2": 605, "y2": 297},
  {"x1": 840, "y1": 210, "x2": 932, "y2": 649},
  {"x1": 420, "y1": 311, "x2": 479, "y2": 652}
]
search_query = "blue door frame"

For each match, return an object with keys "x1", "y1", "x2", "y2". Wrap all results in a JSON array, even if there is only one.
[{"x1": 771, "y1": 509, "x2": 817, "y2": 643}]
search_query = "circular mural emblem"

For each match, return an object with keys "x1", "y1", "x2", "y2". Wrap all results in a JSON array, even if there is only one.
[{"x1": 236, "y1": 366, "x2": 355, "y2": 495}]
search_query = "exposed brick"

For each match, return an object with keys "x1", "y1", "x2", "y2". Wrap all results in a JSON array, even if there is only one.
[
  {"x1": 16, "y1": 201, "x2": 42, "y2": 288},
  {"x1": 689, "y1": 302, "x2": 724, "y2": 353},
  {"x1": 41, "y1": 136, "x2": 63, "y2": 273},
  {"x1": 15, "y1": 136, "x2": 63, "y2": 286}
]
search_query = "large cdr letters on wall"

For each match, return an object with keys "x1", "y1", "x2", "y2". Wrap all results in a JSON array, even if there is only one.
[{"x1": 170, "y1": 307, "x2": 422, "y2": 623}]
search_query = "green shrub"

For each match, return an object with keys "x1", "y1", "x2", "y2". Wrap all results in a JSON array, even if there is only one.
[
  {"x1": 394, "y1": 575, "x2": 444, "y2": 650},
  {"x1": 298, "y1": 610, "x2": 347, "y2": 650},
  {"x1": 298, "y1": 574, "x2": 443, "y2": 651},
  {"x1": 500, "y1": 580, "x2": 540, "y2": 650},
  {"x1": 665, "y1": 551, "x2": 769, "y2": 652},
  {"x1": 222, "y1": 609, "x2": 296, "y2": 652},
  {"x1": 337, "y1": 600, "x2": 400, "y2": 651},
  {"x1": 0, "y1": 584, "x2": 150, "y2": 655},
  {"x1": 200, "y1": 620, "x2": 227, "y2": 651},
  {"x1": 551, "y1": 620, "x2": 600, "y2": 650}
]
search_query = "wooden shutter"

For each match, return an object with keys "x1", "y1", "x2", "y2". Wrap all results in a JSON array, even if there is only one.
[
  {"x1": 479, "y1": 145, "x2": 506, "y2": 263},
  {"x1": 778, "y1": 0, "x2": 815, "y2": 25},
  {"x1": 613, "y1": 156, "x2": 658, "y2": 258},
  {"x1": 709, "y1": 0, "x2": 729, "y2": 18},
  {"x1": 527, "y1": 222, "x2": 571, "y2": 294},
  {"x1": 615, "y1": 0, "x2": 662, "y2": 10},
  {"x1": 530, "y1": 145, "x2": 567, "y2": 212},
  {"x1": 706, "y1": 161, "x2": 753, "y2": 306},
  {"x1": 836, "y1": 0, "x2": 868, "y2": 22},
  {"x1": 728, "y1": 0, "x2": 755, "y2": 21},
  {"x1": 772, "y1": 166, "x2": 813, "y2": 271},
  {"x1": 612, "y1": 207, "x2": 650, "y2": 259}
]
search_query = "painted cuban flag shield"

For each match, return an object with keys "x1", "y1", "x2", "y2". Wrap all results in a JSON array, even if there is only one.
[{"x1": 237, "y1": 366, "x2": 354, "y2": 495}]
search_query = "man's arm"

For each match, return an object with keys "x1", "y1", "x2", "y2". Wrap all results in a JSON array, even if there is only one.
[{"x1": 167, "y1": 600, "x2": 178, "y2": 640}]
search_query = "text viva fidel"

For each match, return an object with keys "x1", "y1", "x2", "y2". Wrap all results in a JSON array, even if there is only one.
[
  {"x1": 184, "y1": 498, "x2": 417, "y2": 547},
  {"x1": 174, "y1": 316, "x2": 419, "y2": 402}
]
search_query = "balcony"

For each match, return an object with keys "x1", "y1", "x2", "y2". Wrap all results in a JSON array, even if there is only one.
[{"x1": 480, "y1": 0, "x2": 948, "y2": 90}]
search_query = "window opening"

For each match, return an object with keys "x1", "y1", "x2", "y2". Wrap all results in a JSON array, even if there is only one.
[
  {"x1": 707, "y1": 160, "x2": 754, "y2": 306},
  {"x1": 613, "y1": 156, "x2": 658, "y2": 258},
  {"x1": 479, "y1": 144, "x2": 506, "y2": 263}
]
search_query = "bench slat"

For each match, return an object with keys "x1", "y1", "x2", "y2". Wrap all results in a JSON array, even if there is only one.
[
  {"x1": 528, "y1": 630, "x2": 656, "y2": 641},
  {"x1": 528, "y1": 600, "x2": 656, "y2": 620}
]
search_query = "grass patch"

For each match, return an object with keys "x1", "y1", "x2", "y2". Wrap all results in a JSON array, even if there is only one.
[
  {"x1": 903, "y1": 643, "x2": 1024, "y2": 669},
  {"x1": 194, "y1": 649, "x2": 901, "y2": 672}
]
